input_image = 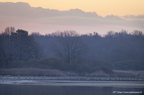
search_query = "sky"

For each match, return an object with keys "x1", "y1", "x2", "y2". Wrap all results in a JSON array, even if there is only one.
[
  {"x1": 0, "y1": 0, "x2": 144, "y2": 16},
  {"x1": 0, "y1": 0, "x2": 144, "y2": 35}
]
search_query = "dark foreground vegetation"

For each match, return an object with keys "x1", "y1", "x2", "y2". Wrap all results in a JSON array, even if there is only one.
[{"x1": 0, "y1": 27, "x2": 144, "y2": 76}]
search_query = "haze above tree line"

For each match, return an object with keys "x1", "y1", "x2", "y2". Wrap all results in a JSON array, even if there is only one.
[{"x1": 1, "y1": 2, "x2": 144, "y2": 35}]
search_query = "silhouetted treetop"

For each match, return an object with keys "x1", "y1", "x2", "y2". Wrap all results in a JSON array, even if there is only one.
[{"x1": 16, "y1": 29, "x2": 28, "y2": 36}]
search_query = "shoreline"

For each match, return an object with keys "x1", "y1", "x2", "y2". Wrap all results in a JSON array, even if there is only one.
[
  {"x1": 0, "y1": 79, "x2": 144, "y2": 87},
  {"x1": 0, "y1": 76, "x2": 144, "y2": 87}
]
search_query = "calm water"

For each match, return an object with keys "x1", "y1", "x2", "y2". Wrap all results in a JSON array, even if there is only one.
[{"x1": 0, "y1": 84, "x2": 143, "y2": 95}]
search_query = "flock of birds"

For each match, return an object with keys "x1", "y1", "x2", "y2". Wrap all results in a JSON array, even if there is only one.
[{"x1": 0, "y1": 75, "x2": 144, "y2": 81}]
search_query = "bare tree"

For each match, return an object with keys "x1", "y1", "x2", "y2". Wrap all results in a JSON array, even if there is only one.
[
  {"x1": 52, "y1": 30, "x2": 86, "y2": 63},
  {"x1": 3, "y1": 27, "x2": 15, "y2": 35}
]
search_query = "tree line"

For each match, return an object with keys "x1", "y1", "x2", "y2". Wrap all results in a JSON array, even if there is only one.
[
  {"x1": 0, "y1": 27, "x2": 40, "y2": 68},
  {"x1": 0, "y1": 27, "x2": 144, "y2": 74}
]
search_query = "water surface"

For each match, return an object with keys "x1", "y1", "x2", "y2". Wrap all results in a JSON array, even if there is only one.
[{"x1": 0, "y1": 80, "x2": 143, "y2": 95}]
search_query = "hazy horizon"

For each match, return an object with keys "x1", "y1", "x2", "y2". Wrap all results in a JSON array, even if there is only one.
[{"x1": 0, "y1": 1, "x2": 144, "y2": 35}]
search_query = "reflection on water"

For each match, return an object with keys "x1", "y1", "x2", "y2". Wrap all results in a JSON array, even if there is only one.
[{"x1": 0, "y1": 84, "x2": 143, "y2": 95}]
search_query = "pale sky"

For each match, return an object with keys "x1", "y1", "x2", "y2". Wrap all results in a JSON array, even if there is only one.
[
  {"x1": 0, "y1": 1, "x2": 144, "y2": 35},
  {"x1": 0, "y1": 0, "x2": 144, "y2": 16}
]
